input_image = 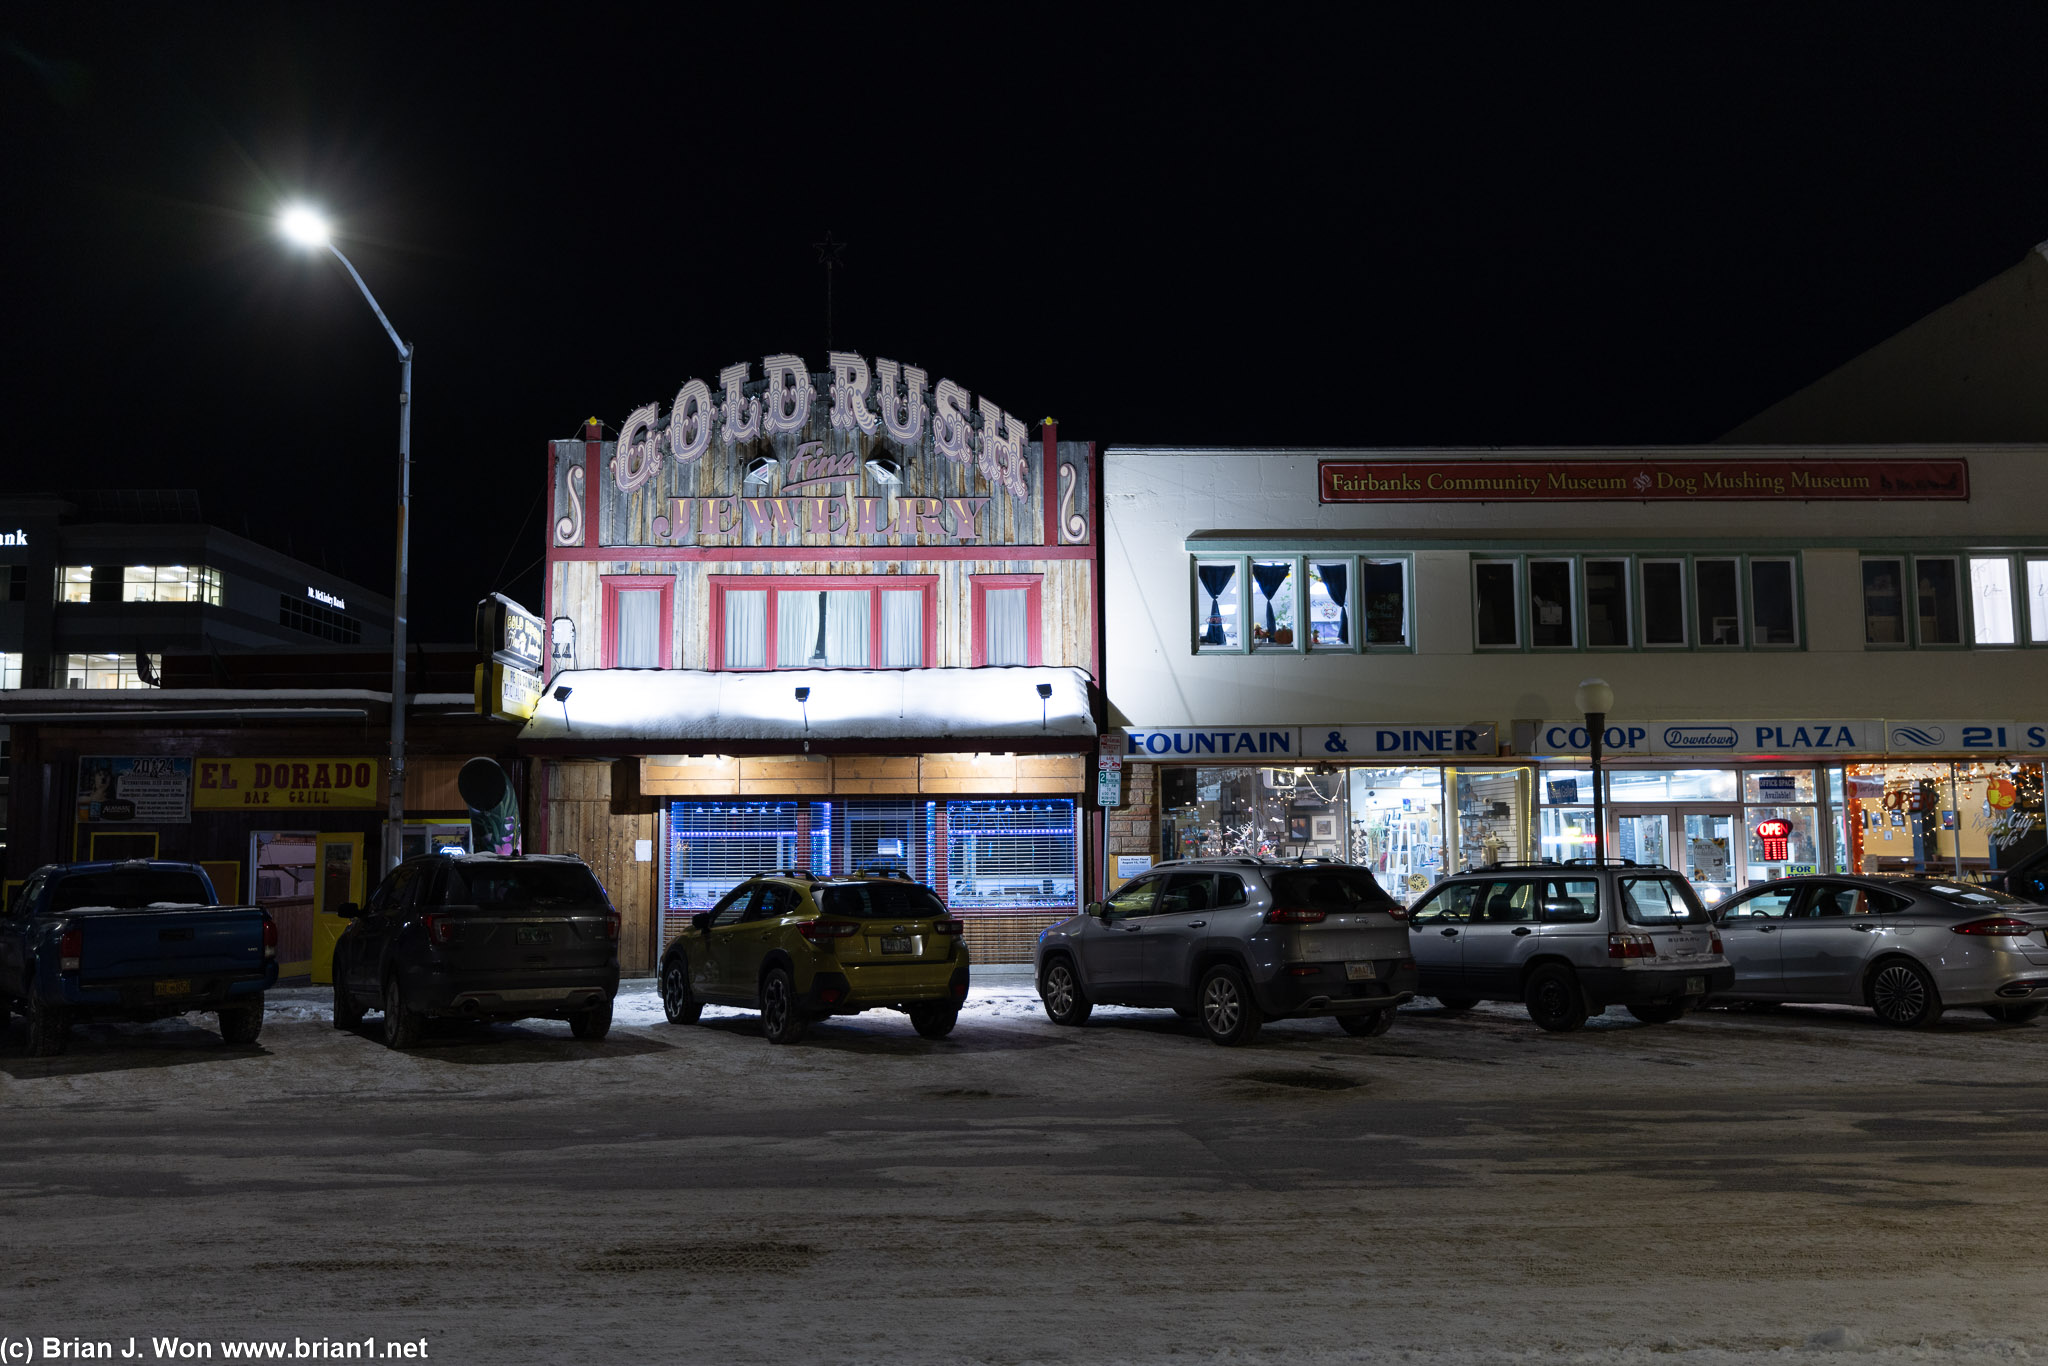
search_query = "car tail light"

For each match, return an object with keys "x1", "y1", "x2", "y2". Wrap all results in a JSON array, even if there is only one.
[
  {"x1": 1265, "y1": 906, "x2": 1327, "y2": 924},
  {"x1": 932, "y1": 918, "x2": 965, "y2": 936},
  {"x1": 951, "y1": 976, "x2": 969, "y2": 1000},
  {"x1": 816, "y1": 984, "x2": 844, "y2": 1005},
  {"x1": 59, "y1": 925, "x2": 81, "y2": 973},
  {"x1": 1709, "y1": 931, "x2": 1724, "y2": 955},
  {"x1": 262, "y1": 915, "x2": 278, "y2": 962},
  {"x1": 604, "y1": 911, "x2": 621, "y2": 942},
  {"x1": 1383, "y1": 903, "x2": 1409, "y2": 921},
  {"x1": 1608, "y1": 933, "x2": 1656, "y2": 959},
  {"x1": 1285, "y1": 964, "x2": 1323, "y2": 976},
  {"x1": 424, "y1": 913, "x2": 456, "y2": 945},
  {"x1": 1952, "y1": 916, "x2": 2039, "y2": 937},
  {"x1": 796, "y1": 919, "x2": 862, "y2": 945}
]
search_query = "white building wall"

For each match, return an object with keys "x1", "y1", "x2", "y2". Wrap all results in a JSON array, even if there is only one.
[{"x1": 1105, "y1": 445, "x2": 2048, "y2": 733}]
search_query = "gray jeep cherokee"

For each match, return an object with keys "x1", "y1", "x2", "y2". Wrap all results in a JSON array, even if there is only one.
[
  {"x1": 1408, "y1": 859, "x2": 1735, "y2": 1031},
  {"x1": 1035, "y1": 858, "x2": 1418, "y2": 1045}
]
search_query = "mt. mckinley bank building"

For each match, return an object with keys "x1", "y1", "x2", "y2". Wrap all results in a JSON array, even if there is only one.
[
  {"x1": 1104, "y1": 445, "x2": 2048, "y2": 908},
  {"x1": 524, "y1": 353, "x2": 1098, "y2": 972}
]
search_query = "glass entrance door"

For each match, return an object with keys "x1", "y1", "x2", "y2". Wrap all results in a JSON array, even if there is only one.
[{"x1": 1611, "y1": 806, "x2": 1742, "y2": 906}]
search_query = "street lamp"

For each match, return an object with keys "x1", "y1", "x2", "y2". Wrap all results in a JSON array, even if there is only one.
[
  {"x1": 1575, "y1": 677, "x2": 1615, "y2": 864},
  {"x1": 279, "y1": 205, "x2": 414, "y2": 873}
]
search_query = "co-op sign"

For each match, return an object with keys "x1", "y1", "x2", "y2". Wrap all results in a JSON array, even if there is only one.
[
  {"x1": 1531, "y1": 719, "x2": 2048, "y2": 756},
  {"x1": 1122, "y1": 724, "x2": 1497, "y2": 759}
]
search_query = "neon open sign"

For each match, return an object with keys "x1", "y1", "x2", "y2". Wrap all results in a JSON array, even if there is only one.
[{"x1": 1753, "y1": 818, "x2": 1792, "y2": 862}]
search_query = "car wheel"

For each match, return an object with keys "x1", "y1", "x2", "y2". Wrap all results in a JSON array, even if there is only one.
[
  {"x1": 908, "y1": 1001, "x2": 959, "y2": 1039},
  {"x1": 332, "y1": 972, "x2": 365, "y2": 1030},
  {"x1": 1982, "y1": 1003, "x2": 2045, "y2": 1024},
  {"x1": 570, "y1": 996, "x2": 613, "y2": 1041},
  {"x1": 660, "y1": 955, "x2": 702, "y2": 1025},
  {"x1": 1197, "y1": 964, "x2": 1263, "y2": 1046},
  {"x1": 1039, "y1": 958, "x2": 1093, "y2": 1026},
  {"x1": 1524, "y1": 964, "x2": 1589, "y2": 1033},
  {"x1": 1337, "y1": 1009, "x2": 1396, "y2": 1037},
  {"x1": 1626, "y1": 1001, "x2": 1686, "y2": 1025},
  {"x1": 1434, "y1": 996, "x2": 1480, "y2": 1012},
  {"x1": 759, "y1": 967, "x2": 807, "y2": 1045},
  {"x1": 25, "y1": 992, "x2": 68, "y2": 1057},
  {"x1": 218, "y1": 997, "x2": 264, "y2": 1045},
  {"x1": 1869, "y1": 959, "x2": 1943, "y2": 1029},
  {"x1": 381, "y1": 975, "x2": 425, "y2": 1050}
]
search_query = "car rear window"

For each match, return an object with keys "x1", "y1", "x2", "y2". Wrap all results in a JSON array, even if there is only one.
[
  {"x1": 1267, "y1": 868, "x2": 1397, "y2": 912},
  {"x1": 819, "y1": 882, "x2": 948, "y2": 919},
  {"x1": 1904, "y1": 881, "x2": 2030, "y2": 908},
  {"x1": 443, "y1": 863, "x2": 607, "y2": 907},
  {"x1": 1620, "y1": 876, "x2": 1709, "y2": 925},
  {"x1": 49, "y1": 870, "x2": 212, "y2": 911}
]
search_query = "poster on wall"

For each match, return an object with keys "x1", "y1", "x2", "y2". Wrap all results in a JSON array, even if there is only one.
[{"x1": 76, "y1": 756, "x2": 193, "y2": 823}]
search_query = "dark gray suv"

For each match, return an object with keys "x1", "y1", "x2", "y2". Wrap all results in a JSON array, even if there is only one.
[{"x1": 1034, "y1": 858, "x2": 1418, "y2": 1045}]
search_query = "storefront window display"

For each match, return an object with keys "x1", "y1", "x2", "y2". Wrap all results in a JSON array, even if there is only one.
[
  {"x1": 1840, "y1": 761, "x2": 2045, "y2": 877},
  {"x1": 1743, "y1": 805, "x2": 1825, "y2": 880},
  {"x1": 1156, "y1": 764, "x2": 1532, "y2": 905}
]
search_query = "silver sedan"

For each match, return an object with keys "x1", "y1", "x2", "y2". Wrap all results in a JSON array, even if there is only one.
[{"x1": 1711, "y1": 875, "x2": 2048, "y2": 1028}]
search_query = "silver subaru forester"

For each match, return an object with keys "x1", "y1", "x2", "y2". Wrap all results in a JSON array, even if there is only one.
[{"x1": 1035, "y1": 858, "x2": 1417, "y2": 1045}]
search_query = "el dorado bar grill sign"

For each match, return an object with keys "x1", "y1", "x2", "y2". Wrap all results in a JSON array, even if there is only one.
[{"x1": 1319, "y1": 456, "x2": 1970, "y2": 503}]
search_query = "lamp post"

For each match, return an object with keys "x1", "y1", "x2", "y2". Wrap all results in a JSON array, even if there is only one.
[
  {"x1": 1575, "y1": 677, "x2": 1615, "y2": 864},
  {"x1": 280, "y1": 206, "x2": 414, "y2": 873}
]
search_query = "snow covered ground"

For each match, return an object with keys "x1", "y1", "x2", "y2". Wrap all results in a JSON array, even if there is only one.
[{"x1": 4, "y1": 977, "x2": 2048, "y2": 1366}]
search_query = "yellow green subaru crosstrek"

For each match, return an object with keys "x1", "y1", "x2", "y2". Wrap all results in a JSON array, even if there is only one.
[{"x1": 657, "y1": 871, "x2": 971, "y2": 1044}]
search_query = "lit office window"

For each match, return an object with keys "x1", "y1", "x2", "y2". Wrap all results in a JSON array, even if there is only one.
[
  {"x1": 122, "y1": 565, "x2": 223, "y2": 605},
  {"x1": 0, "y1": 652, "x2": 21, "y2": 690},
  {"x1": 57, "y1": 566, "x2": 94, "y2": 603},
  {"x1": 1248, "y1": 559, "x2": 1297, "y2": 651},
  {"x1": 64, "y1": 654, "x2": 160, "y2": 690},
  {"x1": 2029, "y1": 558, "x2": 2048, "y2": 644},
  {"x1": 1968, "y1": 556, "x2": 2016, "y2": 646}
]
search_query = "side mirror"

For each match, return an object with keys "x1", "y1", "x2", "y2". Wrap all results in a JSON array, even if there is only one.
[
  {"x1": 691, "y1": 912, "x2": 713, "y2": 933},
  {"x1": 335, "y1": 901, "x2": 361, "y2": 919}
]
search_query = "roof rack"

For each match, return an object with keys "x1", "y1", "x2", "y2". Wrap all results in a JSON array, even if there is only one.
[{"x1": 1469, "y1": 858, "x2": 1666, "y2": 871}]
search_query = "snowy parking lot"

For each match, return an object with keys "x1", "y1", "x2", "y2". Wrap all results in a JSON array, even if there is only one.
[{"x1": 4, "y1": 971, "x2": 2048, "y2": 1366}]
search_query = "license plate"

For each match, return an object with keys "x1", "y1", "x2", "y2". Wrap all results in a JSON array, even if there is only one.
[
  {"x1": 1685, "y1": 975, "x2": 1705, "y2": 994},
  {"x1": 516, "y1": 926, "x2": 553, "y2": 946},
  {"x1": 1344, "y1": 961, "x2": 1377, "y2": 981},
  {"x1": 154, "y1": 979, "x2": 193, "y2": 997},
  {"x1": 880, "y1": 936, "x2": 913, "y2": 955}
]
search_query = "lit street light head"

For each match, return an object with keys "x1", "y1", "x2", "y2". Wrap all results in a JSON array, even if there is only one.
[{"x1": 279, "y1": 205, "x2": 331, "y2": 249}]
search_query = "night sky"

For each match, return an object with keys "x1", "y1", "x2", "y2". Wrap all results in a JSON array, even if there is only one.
[{"x1": 8, "y1": 4, "x2": 2048, "y2": 639}]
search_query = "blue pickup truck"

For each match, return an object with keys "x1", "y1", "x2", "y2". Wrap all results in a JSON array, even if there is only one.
[{"x1": 2, "y1": 860, "x2": 278, "y2": 1056}]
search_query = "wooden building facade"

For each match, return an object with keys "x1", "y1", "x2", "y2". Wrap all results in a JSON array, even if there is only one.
[{"x1": 526, "y1": 352, "x2": 1102, "y2": 969}]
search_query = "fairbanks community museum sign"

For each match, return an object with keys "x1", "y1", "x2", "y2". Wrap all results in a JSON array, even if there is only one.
[{"x1": 1320, "y1": 456, "x2": 1970, "y2": 503}]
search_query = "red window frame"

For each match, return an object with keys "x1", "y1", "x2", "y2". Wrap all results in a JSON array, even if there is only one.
[
  {"x1": 599, "y1": 574, "x2": 674, "y2": 669},
  {"x1": 970, "y1": 573, "x2": 1043, "y2": 667},
  {"x1": 709, "y1": 575, "x2": 938, "y2": 671}
]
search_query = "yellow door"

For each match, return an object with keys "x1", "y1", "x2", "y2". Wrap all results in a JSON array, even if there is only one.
[{"x1": 311, "y1": 833, "x2": 364, "y2": 985}]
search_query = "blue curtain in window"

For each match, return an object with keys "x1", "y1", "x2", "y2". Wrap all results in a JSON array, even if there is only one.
[
  {"x1": 1196, "y1": 564, "x2": 1236, "y2": 645},
  {"x1": 1250, "y1": 562, "x2": 1291, "y2": 635},
  {"x1": 1318, "y1": 562, "x2": 1349, "y2": 641}
]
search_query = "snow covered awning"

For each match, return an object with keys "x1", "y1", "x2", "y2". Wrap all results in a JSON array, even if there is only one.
[{"x1": 519, "y1": 666, "x2": 1096, "y2": 747}]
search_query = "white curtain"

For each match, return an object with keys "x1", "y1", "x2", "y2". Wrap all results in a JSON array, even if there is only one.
[
  {"x1": 777, "y1": 590, "x2": 819, "y2": 666},
  {"x1": 615, "y1": 589, "x2": 662, "y2": 668},
  {"x1": 724, "y1": 589, "x2": 766, "y2": 667},
  {"x1": 824, "y1": 590, "x2": 870, "y2": 667},
  {"x1": 881, "y1": 591, "x2": 922, "y2": 668},
  {"x1": 985, "y1": 587, "x2": 1029, "y2": 665}
]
